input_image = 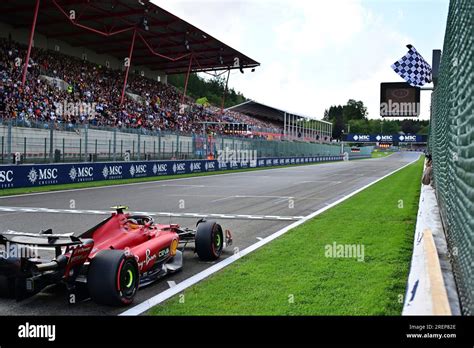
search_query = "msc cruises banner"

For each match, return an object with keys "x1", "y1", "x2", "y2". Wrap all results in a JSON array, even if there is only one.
[
  {"x1": 345, "y1": 134, "x2": 427, "y2": 143},
  {"x1": 0, "y1": 155, "x2": 354, "y2": 189}
]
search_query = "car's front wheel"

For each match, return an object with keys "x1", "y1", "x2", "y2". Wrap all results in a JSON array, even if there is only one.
[{"x1": 195, "y1": 220, "x2": 224, "y2": 261}]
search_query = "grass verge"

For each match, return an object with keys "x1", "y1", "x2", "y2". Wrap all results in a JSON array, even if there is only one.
[
  {"x1": 149, "y1": 156, "x2": 423, "y2": 315},
  {"x1": 0, "y1": 161, "x2": 343, "y2": 197}
]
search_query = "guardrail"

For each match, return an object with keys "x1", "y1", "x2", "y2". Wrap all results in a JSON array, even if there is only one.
[{"x1": 0, "y1": 155, "x2": 364, "y2": 190}]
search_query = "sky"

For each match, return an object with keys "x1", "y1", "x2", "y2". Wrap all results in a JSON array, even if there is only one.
[{"x1": 155, "y1": 0, "x2": 449, "y2": 120}]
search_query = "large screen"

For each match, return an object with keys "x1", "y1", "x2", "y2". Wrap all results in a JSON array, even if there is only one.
[{"x1": 380, "y1": 82, "x2": 420, "y2": 117}]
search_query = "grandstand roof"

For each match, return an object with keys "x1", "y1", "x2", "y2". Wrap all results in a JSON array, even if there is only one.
[
  {"x1": 226, "y1": 100, "x2": 332, "y2": 124},
  {"x1": 0, "y1": 0, "x2": 259, "y2": 74}
]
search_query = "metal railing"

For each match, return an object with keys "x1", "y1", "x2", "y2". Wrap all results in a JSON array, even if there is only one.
[{"x1": 0, "y1": 121, "x2": 346, "y2": 164}]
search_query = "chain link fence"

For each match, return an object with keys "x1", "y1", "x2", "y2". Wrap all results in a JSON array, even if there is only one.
[
  {"x1": 429, "y1": 0, "x2": 473, "y2": 315},
  {"x1": 0, "y1": 120, "x2": 354, "y2": 164}
]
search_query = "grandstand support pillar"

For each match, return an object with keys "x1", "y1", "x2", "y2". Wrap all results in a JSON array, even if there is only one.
[
  {"x1": 220, "y1": 69, "x2": 231, "y2": 114},
  {"x1": 22, "y1": 0, "x2": 40, "y2": 87},
  {"x1": 120, "y1": 28, "x2": 137, "y2": 106},
  {"x1": 181, "y1": 54, "x2": 194, "y2": 105},
  {"x1": 283, "y1": 112, "x2": 287, "y2": 139}
]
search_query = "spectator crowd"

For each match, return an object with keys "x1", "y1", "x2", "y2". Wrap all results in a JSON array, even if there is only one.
[{"x1": 0, "y1": 38, "x2": 292, "y2": 139}]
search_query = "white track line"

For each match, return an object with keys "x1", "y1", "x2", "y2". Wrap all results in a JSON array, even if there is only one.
[
  {"x1": 0, "y1": 206, "x2": 304, "y2": 221},
  {"x1": 120, "y1": 155, "x2": 420, "y2": 316}
]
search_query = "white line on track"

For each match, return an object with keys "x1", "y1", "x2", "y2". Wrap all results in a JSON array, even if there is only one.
[
  {"x1": 120, "y1": 155, "x2": 420, "y2": 316},
  {"x1": 0, "y1": 206, "x2": 304, "y2": 221}
]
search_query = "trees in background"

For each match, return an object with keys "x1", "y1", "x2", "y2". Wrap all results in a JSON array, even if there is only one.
[
  {"x1": 167, "y1": 73, "x2": 246, "y2": 108},
  {"x1": 324, "y1": 99, "x2": 429, "y2": 139}
]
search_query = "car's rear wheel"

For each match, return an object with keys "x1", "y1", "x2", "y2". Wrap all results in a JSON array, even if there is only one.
[
  {"x1": 87, "y1": 250, "x2": 139, "y2": 306},
  {"x1": 195, "y1": 220, "x2": 224, "y2": 261}
]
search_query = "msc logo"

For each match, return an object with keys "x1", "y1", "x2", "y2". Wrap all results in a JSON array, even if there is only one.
[
  {"x1": 0, "y1": 170, "x2": 13, "y2": 183},
  {"x1": 102, "y1": 165, "x2": 122, "y2": 179},
  {"x1": 172, "y1": 163, "x2": 186, "y2": 173},
  {"x1": 353, "y1": 134, "x2": 370, "y2": 141},
  {"x1": 376, "y1": 135, "x2": 392, "y2": 142},
  {"x1": 130, "y1": 164, "x2": 147, "y2": 177},
  {"x1": 399, "y1": 135, "x2": 417, "y2": 142},
  {"x1": 190, "y1": 162, "x2": 201, "y2": 172},
  {"x1": 205, "y1": 162, "x2": 215, "y2": 171},
  {"x1": 69, "y1": 166, "x2": 93, "y2": 181},
  {"x1": 153, "y1": 163, "x2": 167, "y2": 175},
  {"x1": 28, "y1": 168, "x2": 58, "y2": 184}
]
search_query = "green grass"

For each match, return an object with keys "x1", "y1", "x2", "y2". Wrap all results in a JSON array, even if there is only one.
[
  {"x1": 149, "y1": 156, "x2": 423, "y2": 316},
  {"x1": 372, "y1": 151, "x2": 394, "y2": 158},
  {"x1": 0, "y1": 161, "x2": 342, "y2": 197}
]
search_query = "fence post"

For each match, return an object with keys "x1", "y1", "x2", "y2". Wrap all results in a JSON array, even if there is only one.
[
  {"x1": 49, "y1": 121, "x2": 54, "y2": 163},
  {"x1": 44, "y1": 138, "x2": 47, "y2": 163},
  {"x1": 176, "y1": 133, "x2": 180, "y2": 158},
  {"x1": 1, "y1": 136, "x2": 4, "y2": 164},
  {"x1": 137, "y1": 133, "x2": 141, "y2": 161},
  {"x1": 95, "y1": 139, "x2": 98, "y2": 161},
  {"x1": 113, "y1": 128, "x2": 117, "y2": 161},
  {"x1": 158, "y1": 135, "x2": 161, "y2": 159},
  {"x1": 79, "y1": 138, "x2": 82, "y2": 161},
  {"x1": 23, "y1": 137, "x2": 26, "y2": 162},
  {"x1": 84, "y1": 124, "x2": 88, "y2": 162},
  {"x1": 62, "y1": 138, "x2": 65, "y2": 162},
  {"x1": 7, "y1": 120, "x2": 12, "y2": 163}
]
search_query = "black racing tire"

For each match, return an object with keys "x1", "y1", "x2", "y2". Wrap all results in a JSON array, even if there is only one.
[
  {"x1": 87, "y1": 250, "x2": 139, "y2": 306},
  {"x1": 195, "y1": 220, "x2": 224, "y2": 261},
  {"x1": 0, "y1": 276, "x2": 15, "y2": 298}
]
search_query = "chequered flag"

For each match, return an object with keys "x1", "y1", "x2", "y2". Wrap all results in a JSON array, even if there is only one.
[{"x1": 391, "y1": 45, "x2": 432, "y2": 87}]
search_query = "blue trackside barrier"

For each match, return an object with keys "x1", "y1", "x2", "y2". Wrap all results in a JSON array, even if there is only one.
[{"x1": 0, "y1": 155, "x2": 367, "y2": 190}]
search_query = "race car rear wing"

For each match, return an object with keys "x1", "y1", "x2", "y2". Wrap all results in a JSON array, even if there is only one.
[{"x1": 0, "y1": 230, "x2": 82, "y2": 247}]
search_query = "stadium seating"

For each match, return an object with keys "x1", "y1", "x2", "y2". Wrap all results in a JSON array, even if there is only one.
[{"x1": 0, "y1": 38, "x2": 293, "y2": 139}]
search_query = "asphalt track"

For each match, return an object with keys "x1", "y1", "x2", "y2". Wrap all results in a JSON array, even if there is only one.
[{"x1": 0, "y1": 152, "x2": 420, "y2": 315}]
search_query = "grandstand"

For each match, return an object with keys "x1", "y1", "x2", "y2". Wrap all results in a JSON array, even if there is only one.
[
  {"x1": 227, "y1": 100, "x2": 333, "y2": 142},
  {"x1": 0, "y1": 1, "x2": 332, "y2": 144}
]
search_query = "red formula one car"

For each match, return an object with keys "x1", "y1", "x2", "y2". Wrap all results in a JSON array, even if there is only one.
[{"x1": 0, "y1": 206, "x2": 232, "y2": 306}]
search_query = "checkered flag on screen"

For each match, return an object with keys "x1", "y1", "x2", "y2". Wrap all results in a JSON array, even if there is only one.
[{"x1": 391, "y1": 45, "x2": 432, "y2": 87}]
